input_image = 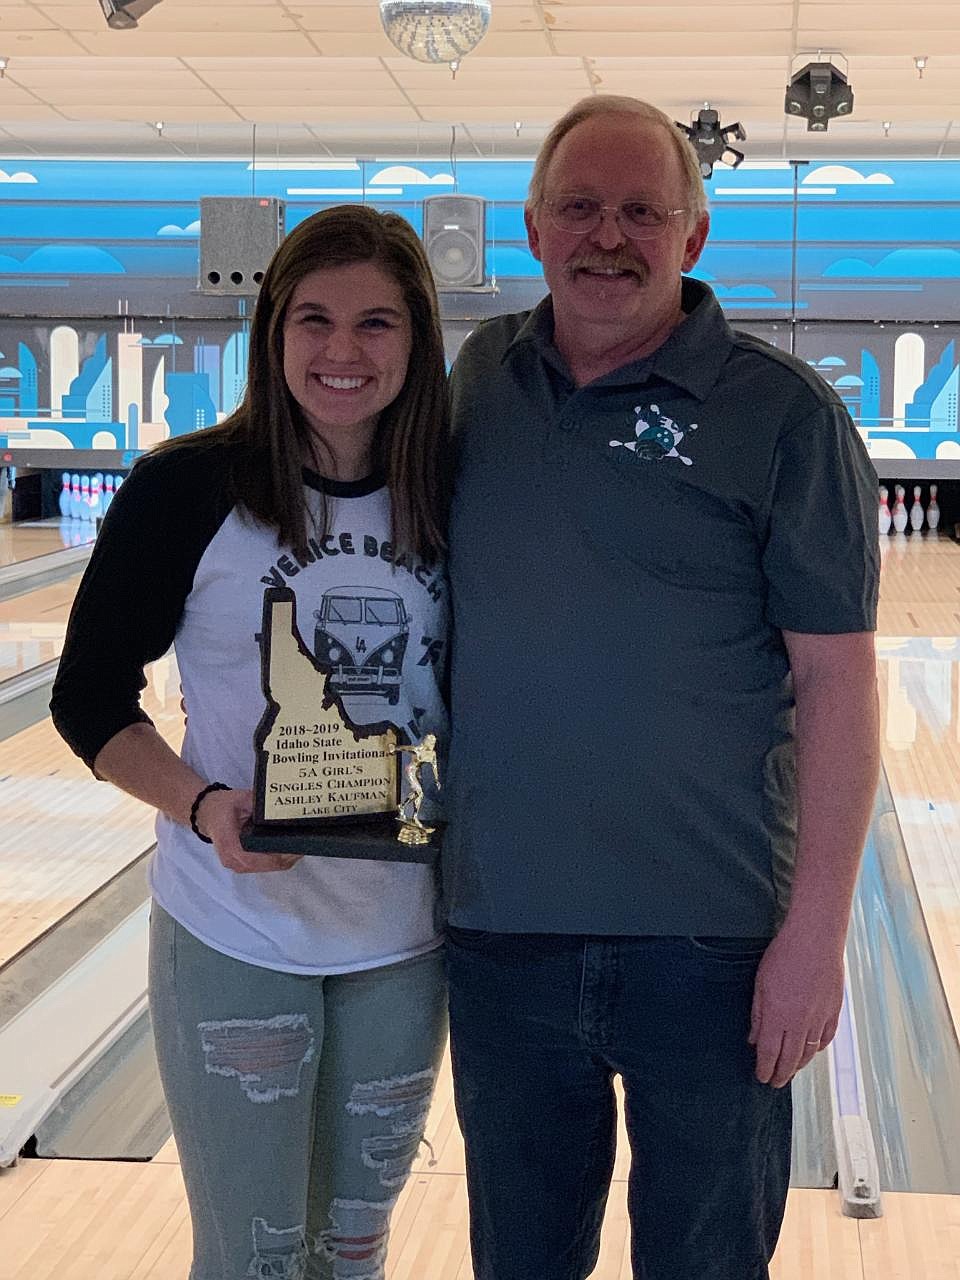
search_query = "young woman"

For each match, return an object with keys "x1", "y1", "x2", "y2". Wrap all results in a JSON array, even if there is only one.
[{"x1": 51, "y1": 205, "x2": 450, "y2": 1280}]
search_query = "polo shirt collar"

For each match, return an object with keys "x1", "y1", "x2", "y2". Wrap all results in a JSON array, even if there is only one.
[{"x1": 504, "y1": 277, "x2": 734, "y2": 402}]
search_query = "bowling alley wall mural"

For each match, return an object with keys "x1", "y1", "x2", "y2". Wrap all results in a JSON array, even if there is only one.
[{"x1": 0, "y1": 156, "x2": 958, "y2": 466}]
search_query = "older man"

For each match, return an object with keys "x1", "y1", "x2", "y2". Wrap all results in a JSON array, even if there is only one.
[{"x1": 443, "y1": 95, "x2": 880, "y2": 1280}]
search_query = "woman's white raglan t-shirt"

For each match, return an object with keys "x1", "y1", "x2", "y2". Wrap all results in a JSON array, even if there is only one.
[{"x1": 51, "y1": 442, "x2": 448, "y2": 975}]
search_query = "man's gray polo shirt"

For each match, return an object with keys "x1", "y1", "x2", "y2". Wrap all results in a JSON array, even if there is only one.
[{"x1": 443, "y1": 278, "x2": 879, "y2": 937}]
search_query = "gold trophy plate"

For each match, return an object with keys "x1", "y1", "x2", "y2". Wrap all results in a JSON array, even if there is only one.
[{"x1": 239, "y1": 587, "x2": 442, "y2": 864}]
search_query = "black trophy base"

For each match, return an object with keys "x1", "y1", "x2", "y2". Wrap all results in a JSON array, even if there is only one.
[{"x1": 239, "y1": 814, "x2": 442, "y2": 865}]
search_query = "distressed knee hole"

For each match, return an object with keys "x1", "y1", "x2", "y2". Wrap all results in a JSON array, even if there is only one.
[
  {"x1": 316, "y1": 1198, "x2": 394, "y2": 1280},
  {"x1": 360, "y1": 1131, "x2": 423, "y2": 1189},
  {"x1": 198, "y1": 1014, "x2": 315, "y2": 1103},
  {"x1": 346, "y1": 1067, "x2": 436, "y2": 1189},
  {"x1": 246, "y1": 1216, "x2": 308, "y2": 1279},
  {"x1": 345, "y1": 1067, "x2": 435, "y2": 1123}
]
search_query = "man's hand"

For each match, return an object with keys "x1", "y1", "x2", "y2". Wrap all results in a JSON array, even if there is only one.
[
  {"x1": 748, "y1": 925, "x2": 845, "y2": 1088},
  {"x1": 197, "y1": 786, "x2": 303, "y2": 874}
]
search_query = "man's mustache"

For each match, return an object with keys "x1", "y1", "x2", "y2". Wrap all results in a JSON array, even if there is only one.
[{"x1": 565, "y1": 253, "x2": 649, "y2": 281}]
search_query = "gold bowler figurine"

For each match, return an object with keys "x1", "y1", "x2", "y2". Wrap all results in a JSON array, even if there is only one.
[{"x1": 390, "y1": 734, "x2": 440, "y2": 846}]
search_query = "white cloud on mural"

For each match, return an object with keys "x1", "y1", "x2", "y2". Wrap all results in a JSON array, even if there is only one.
[
  {"x1": 157, "y1": 220, "x2": 201, "y2": 237},
  {"x1": 0, "y1": 169, "x2": 38, "y2": 184},
  {"x1": 368, "y1": 165, "x2": 454, "y2": 186},
  {"x1": 246, "y1": 160, "x2": 359, "y2": 172},
  {"x1": 802, "y1": 165, "x2": 894, "y2": 186}
]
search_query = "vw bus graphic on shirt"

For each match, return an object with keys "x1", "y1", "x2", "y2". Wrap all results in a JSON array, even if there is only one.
[{"x1": 313, "y1": 586, "x2": 409, "y2": 706}]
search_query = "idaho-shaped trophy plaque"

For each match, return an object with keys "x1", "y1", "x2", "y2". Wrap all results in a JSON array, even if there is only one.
[{"x1": 239, "y1": 587, "x2": 438, "y2": 864}]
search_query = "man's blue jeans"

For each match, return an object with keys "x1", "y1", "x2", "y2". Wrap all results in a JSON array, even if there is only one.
[{"x1": 446, "y1": 929, "x2": 793, "y2": 1280}]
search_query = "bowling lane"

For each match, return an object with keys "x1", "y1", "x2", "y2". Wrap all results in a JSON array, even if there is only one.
[
  {"x1": 877, "y1": 532, "x2": 960, "y2": 636},
  {"x1": 0, "y1": 518, "x2": 94, "y2": 568},
  {"x1": 874, "y1": 534, "x2": 960, "y2": 1044},
  {"x1": 0, "y1": 652, "x2": 184, "y2": 967},
  {"x1": 0, "y1": 574, "x2": 81, "y2": 681}
]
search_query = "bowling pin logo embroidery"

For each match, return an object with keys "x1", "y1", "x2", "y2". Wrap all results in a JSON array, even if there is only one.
[{"x1": 610, "y1": 404, "x2": 699, "y2": 466}]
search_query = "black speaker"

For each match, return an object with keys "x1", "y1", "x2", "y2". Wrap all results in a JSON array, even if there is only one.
[
  {"x1": 199, "y1": 197, "x2": 286, "y2": 295},
  {"x1": 422, "y1": 195, "x2": 485, "y2": 289}
]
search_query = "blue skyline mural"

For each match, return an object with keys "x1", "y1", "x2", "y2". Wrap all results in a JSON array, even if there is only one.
[
  {"x1": 0, "y1": 155, "x2": 958, "y2": 465},
  {"x1": 0, "y1": 156, "x2": 958, "y2": 317}
]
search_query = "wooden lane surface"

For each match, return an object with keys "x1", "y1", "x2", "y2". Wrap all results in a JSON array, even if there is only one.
[
  {"x1": 0, "y1": 654, "x2": 183, "y2": 967},
  {"x1": 86, "y1": 1054, "x2": 960, "y2": 1279},
  {"x1": 2, "y1": 534, "x2": 959, "y2": 1278},
  {"x1": 4, "y1": 1055, "x2": 960, "y2": 1280},
  {"x1": 875, "y1": 534, "x2": 960, "y2": 1045},
  {"x1": 877, "y1": 532, "x2": 960, "y2": 636},
  {"x1": 0, "y1": 575, "x2": 80, "y2": 679},
  {"x1": 0, "y1": 520, "x2": 93, "y2": 569}
]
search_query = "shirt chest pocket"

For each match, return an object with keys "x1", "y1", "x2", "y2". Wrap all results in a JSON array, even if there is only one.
[{"x1": 560, "y1": 422, "x2": 762, "y2": 596}]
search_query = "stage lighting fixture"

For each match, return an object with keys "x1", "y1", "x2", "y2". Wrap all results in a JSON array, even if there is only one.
[
  {"x1": 98, "y1": 0, "x2": 164, "y2": 30},
  {"x1": 674, "y1": 107, "x2": 746, "y2": 180},
  {"x1": 785, "y1": 60, "x2": 854, "y2": 132}
]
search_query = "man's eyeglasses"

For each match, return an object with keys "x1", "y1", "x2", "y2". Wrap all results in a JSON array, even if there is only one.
[{"x1": 542, "y1": 194, "x2": 687, "y2": 240}]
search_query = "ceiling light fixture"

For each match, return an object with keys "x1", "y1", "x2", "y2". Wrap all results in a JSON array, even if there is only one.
[
  {"x1": 0, "y1": 57, "x2": 7, "y2": 78},
  {"x1": 785, "y1": 56, "x2": 854, "y2": 132},
  {"x1": 379, "y1": 0, "x2": 491, "y2": 66},
  {"x1": 882, "y1": 120, "x2": 892, "y2": 137},
  {"x1": 97, "y1": 0, "x2": 165, "y2": 30},
  {"x1": 913, "y1": 55, "x2": 928, "y2": 79},
  {"x1": 675, "y1": 105, "x2": 746, "y2": 179},
  {"x1": 154, "y1": 120, "x2": 164, "y2": 136}
]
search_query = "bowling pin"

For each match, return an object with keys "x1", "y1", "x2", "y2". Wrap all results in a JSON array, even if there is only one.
[
  {"x1": 892, "y1": 485, "x2": 909, "y2": 534},
  {"x1": 69, "y1": 473, "x2": 83, "y2": 520},
  {"x1": 58, "y1": 472, "x2": 71, "y2": 518},
  {"x1": 79, "y1": 475, "x2": 91, "y2": 522},
  {"x1": 102, "y1": 474, "x2": 115, "y2": 514},
  {"x1": 878, "y1": 486, "x2": 892, "y2": 535},
  {"x1": 927, "y1": 484, "x2": 940, "y2": 532},
  {"x1": 89, "y1": 473, "x2": 103, "y2": 521},
  {"x1": 909, "y1": 485, "x2": 924, "y2": 532}
]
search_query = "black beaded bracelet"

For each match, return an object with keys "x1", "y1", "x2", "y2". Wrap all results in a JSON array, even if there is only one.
[{"x1": 189, "y1": 781, "x2": 232, "y2": 843}]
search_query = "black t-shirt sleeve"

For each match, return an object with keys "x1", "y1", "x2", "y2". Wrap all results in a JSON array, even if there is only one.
[{"x1": 50, "y1": 444, "x2": 236, "y2": 771}]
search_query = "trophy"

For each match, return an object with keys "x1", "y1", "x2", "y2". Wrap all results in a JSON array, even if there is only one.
[
  {"x1": 239, "y1": 587, "x2": 441, "y2": 863},
  {"x1": 391, "y1": 734, "x2": 441, "y2": 846}
]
